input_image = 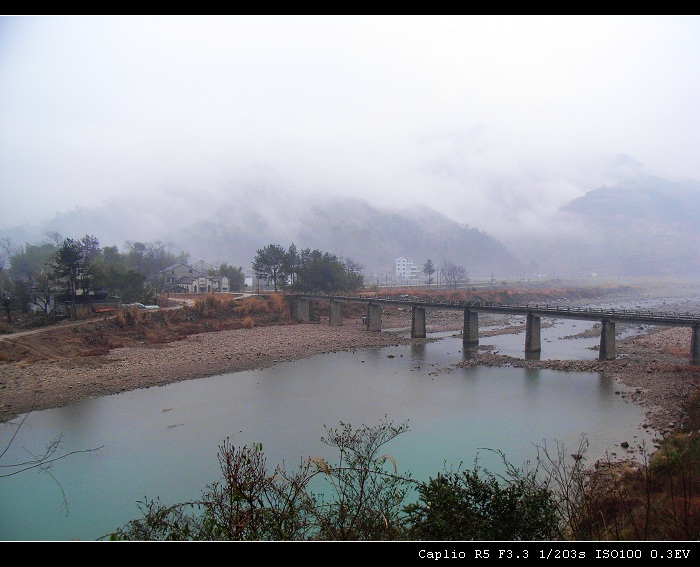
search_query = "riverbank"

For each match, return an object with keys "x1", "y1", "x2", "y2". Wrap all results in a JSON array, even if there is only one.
[{"x1": 0, "y1": 317, "x2": 413, "y2": 424}]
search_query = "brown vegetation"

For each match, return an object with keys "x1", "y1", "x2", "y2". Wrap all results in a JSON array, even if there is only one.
[
  {"x1": 371, "y1": 284, "x2": 632, "y2": 304},
  {"x1": 0, "y1": 293, "x2": 293, "y2": 364}
]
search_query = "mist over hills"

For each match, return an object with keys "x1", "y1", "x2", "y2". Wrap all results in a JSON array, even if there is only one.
[
  {"x1": 2, "y1": 172, "x2": 699, "y2": 280},
  {"x1": 506, "y1": 174, "x2": 700, "y2": 278}
]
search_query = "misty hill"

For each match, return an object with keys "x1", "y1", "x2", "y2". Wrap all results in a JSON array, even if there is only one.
[
  {"x1": 1, "y1": 186, "x2": 524, "y2": 280},
  {"x1": 162, "y1": 196, "x2": 525, "y2": 279},
  {"x1": 3, "y1": 172, "x2": 699, "y2": 279},
  {"x1": 508, "y1": 174, "x2": 700, "y2": 277},
  {"x1": 563, "y1": 176, "x2": 700, "y2": 227}
]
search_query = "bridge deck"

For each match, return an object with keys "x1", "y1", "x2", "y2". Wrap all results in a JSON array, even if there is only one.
[
  {"x1": 291, "y1": 294, "x2": 700, "y2": 364},
  {"x1": 297, "y1": 294, "x2": 700, "y2": 327}
]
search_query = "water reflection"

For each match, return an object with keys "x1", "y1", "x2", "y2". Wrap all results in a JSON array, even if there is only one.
[
  {"x1": 410, "y1": 342, "x2": 426, "y2": 358},
  {"x1": 461, "y1": 345, "x2": 479, "y2": 362}
]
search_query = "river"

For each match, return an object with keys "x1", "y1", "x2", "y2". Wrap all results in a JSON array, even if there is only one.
[{"x1": 2, "y1": 298, "x2": 671, "y2": 541}]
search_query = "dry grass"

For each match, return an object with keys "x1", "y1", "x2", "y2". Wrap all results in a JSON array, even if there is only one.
[
  {"x1": 234, "y1": 297, "x2": 272, "y2": 316},
  {"x1": 0, "y1": 293, "x2": 298, "y2": 363},
  {"x1": 374, "y1": 285, "x2": 636, "y2": 305},
  {"x1": 234, "y1": 293, "x2": 289, "y2": 317},
  {"x1": 115, "y1": 307, "x2": 150, "y2": 328}
]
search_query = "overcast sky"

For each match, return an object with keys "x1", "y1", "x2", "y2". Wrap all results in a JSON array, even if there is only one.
[{"x1": 2, "y1": 15, "x2": 700, "y2": 239}]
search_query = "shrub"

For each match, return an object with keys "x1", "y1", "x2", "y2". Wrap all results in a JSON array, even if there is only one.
[
  {"x1": 106, "y1": 419, "x2": 700, "y2": 542},
  {"x1": 115, "y1": 306, "x2": 149, "y2": 328},
  {"x1": 234, "y1": 297, "x2": 270, "y2": 317},
  {"x1": 446, "y1": 290, "x2": 467, "y2": 302},
  {"x1": 267, "y1": 293, "x2": 289, "y2": 316},
  {"x1": 310, "y1": 418, "x2": 412, "y2": 540},
  {"x1": 193, "y1": 294, "x2": 220, "y2": 317},
  {"x1": 106, "y1": 419, "x2": 414, "y2": 541},
  {"x1": 403, "y1": 451, "x2": 561, "y2": 540}
]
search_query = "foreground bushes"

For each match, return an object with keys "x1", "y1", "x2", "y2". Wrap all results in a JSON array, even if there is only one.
[
  {"x1": 404, "y1": 461, "x2": 561, "y2": 540},
  {"x1": 105, "y1": 414, "x2": 700, "y2": 541},
  {"x1": 106, "y1": 419, "x2": 573, "y2": 541}
]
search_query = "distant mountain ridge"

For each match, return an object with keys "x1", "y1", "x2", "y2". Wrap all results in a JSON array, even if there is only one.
[
  {"x1": 510, "y1": 174, "x2": 700, "y2": 277},
  {"x1": 2, "y1": 172, "x2": 699, "y2": 278},
  {"x1": 175, "y1": 196, "x2": 523, "y2": 278},
  {"x1": 1, "y1": 188, "x2": 524, "y2": 279},
  {"x1": 562, "y1": 175, "x2": 700, "y2": 226}
]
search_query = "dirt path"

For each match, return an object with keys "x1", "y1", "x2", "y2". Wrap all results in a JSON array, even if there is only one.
[{"x1": 0, "y1": 318, "x2": 104, "y2": 339}]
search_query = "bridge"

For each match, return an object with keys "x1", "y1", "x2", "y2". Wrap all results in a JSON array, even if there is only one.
[{"x1": 288, "y1": 294, "x2": 700, "y2": 365}]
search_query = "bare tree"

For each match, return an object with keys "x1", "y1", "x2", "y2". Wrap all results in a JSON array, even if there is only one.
[
  {"x1": 30, "y1": 269, "x2": 61, "y2": 321},
  {"x1": 44, "y1": 231, "x2": 63, "y2": 247},
  {"x1": 441, "y1": 261, "x2": 468, "y2": 289}
]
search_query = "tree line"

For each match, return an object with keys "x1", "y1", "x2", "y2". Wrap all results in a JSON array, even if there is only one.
[
  {"x1": 0, "y1": 233, "x2": 245, "y2": 321},
  {"x1": 1, "y1": 232, "x2": 470, "y2": 322},
  {"x1": 252, "y1": 243, "x2": 364, "y2": 292},
  {"x1": 1, "y1": 236, "x2": 367, "y2": 322}
]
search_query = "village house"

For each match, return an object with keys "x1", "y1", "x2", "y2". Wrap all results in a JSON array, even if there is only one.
[{"x1": 160, "y1": 263, "x2": 230, "y2": 294}]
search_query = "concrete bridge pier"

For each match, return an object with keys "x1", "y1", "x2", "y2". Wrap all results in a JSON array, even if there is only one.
[
  {"x1": 525, "y1": 313, "x2": 541, "y2": 355},
  {"x1": 599, "y1": 319, "x2": 616, "y2": 361},
  {"x1": 411, "y1": 305, "x2": 426, "y2": 338},
  {"x1": 292, "y1": 297, "x2": 310, "y2": 323},
  {"x1": 329, "y1": 300, "x2": 343, "y2": 326},
  {"x1": 366, "y1": 303, "x2": 383, "y2": 331},
  {"x1": 463, "y1": 309, "x2": 479, "y2": 346},
  {"x1": 691, "y1": 324, "x2": 700, "y2": 365}
]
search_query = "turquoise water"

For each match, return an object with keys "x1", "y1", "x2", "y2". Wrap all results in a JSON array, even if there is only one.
[{"x1": 0, "y1": 322, "x2": 655, "y2": 541}]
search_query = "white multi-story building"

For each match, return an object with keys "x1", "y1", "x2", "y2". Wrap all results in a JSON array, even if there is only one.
[{"x1": 395, "y1": 257, "x2": 420, "y2": 279}]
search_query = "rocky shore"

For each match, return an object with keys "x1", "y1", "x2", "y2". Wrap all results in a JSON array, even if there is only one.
[{"x1": 0, "y1": 317, "x2": 413, "y2": 424}]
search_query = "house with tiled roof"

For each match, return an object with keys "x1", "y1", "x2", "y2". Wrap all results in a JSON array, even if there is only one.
[{"x1": 160, "y1": 263, "x2": 229, "y2": 294}]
